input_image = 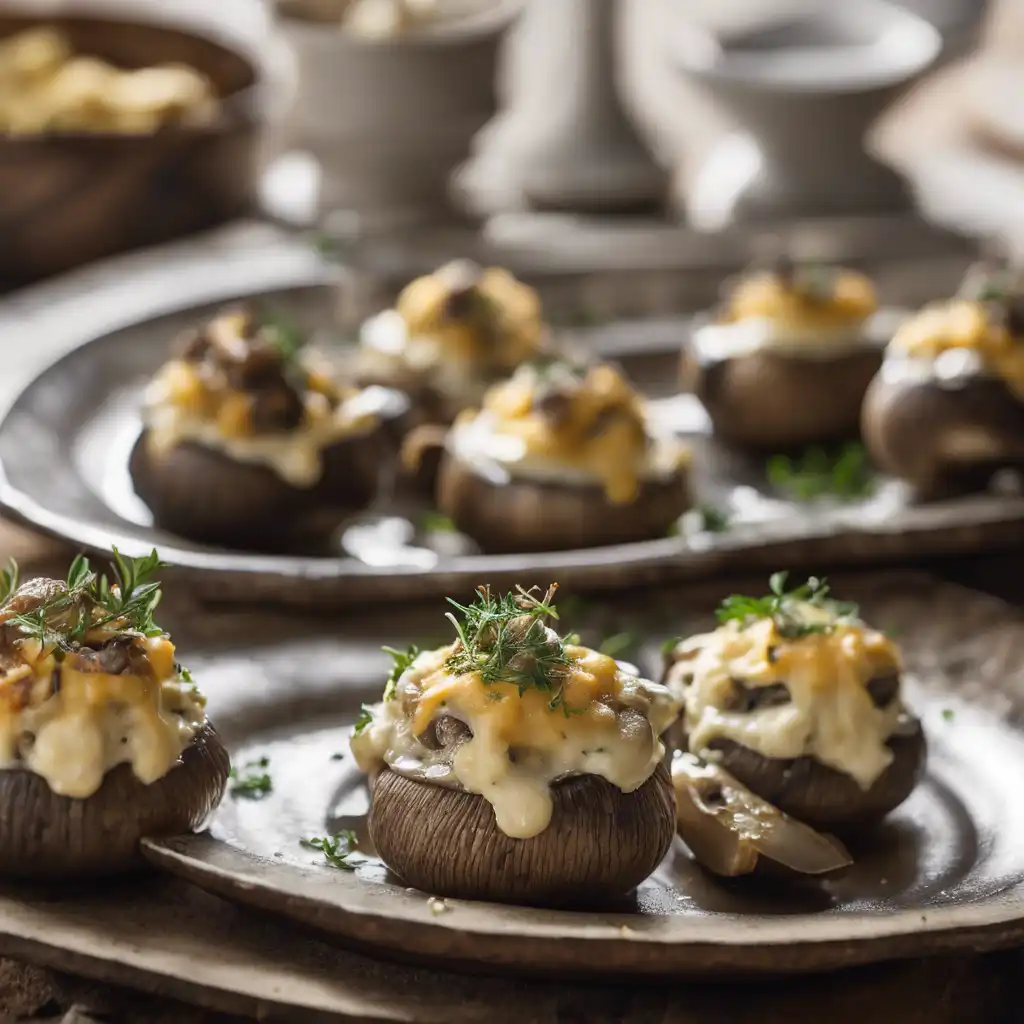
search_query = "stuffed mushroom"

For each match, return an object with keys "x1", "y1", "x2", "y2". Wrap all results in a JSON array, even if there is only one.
[
  {"x1": 861, "y1": 262, "x2": 1024, "y2": 498},
  {"x1": 0, "y1": 550, "x2": 229, "y2": 878},
  {"x1": 351, "y1": 585, "x2": 679, "y2": 906},
  {"x1": 407, "y1": 359, "x2": 692, "y2": 553},
  {"x1": 131, "y1": 306, "x2": 400, "y2": 548},
  {"x1": 682, "y1": 257, "x2": 883, "y2": 450},
  {"x1": 662, "y1": 573, "x2": 926, "y2": 832}
]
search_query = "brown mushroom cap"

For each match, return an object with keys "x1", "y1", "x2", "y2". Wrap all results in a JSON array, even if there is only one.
[
  {"x1": 681, "y1": 342, "x2": 882, "y2": 451},
  {"x1": 0, "y1": 720, "x2": 229, "y2": 878},
  {"x1": 704, "y1": 722, "x2": 927, "y2": 833},
  {"x1": 861, "y1": 367, "x2": 1024, "y2": 499},
  {"x1": 369, "y1": 761, "x2": 676, "y2": 906},
  {"x1": 436, "y1": 450, "x2": 690, "y2": 554},
  {"x1": 129, "y1": 426, "x2": 388, "y2": 550}
]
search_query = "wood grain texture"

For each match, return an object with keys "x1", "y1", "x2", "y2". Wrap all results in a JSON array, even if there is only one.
[{"x1": 0, "y1": 14, "x2": 261, "y2": 285}]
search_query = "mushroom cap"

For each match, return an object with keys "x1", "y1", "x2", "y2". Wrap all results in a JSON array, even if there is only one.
[
  {"x1": 0, "y1": 720, "x2": 229, "y2": 878},
  {"x1": 436, "y1": 451, "x2": 690, "y2": 554},
  {"x1": 369, "y1": 761, "x2": 676, "y2": 906},
  {"x1": 704, "y1": 722, "x2": 927, "y2": 832},
  {"x1": 681, "y1": 342, "x2": 881, "y2": 451},
  {"x1": 129, "y1": 426, "x2": 388, "y2": 549},
  {"x1": 861, "y1": 368, "x2": 1024, "y2": 499}
]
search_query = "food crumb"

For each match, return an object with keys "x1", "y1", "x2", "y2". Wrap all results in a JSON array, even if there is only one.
[
  {"x1": 619, "y1": 925, "x2": 635, "y2": 937},
  {"x1": 427, "y1": 897, "x2": 451, "y2": 915}
]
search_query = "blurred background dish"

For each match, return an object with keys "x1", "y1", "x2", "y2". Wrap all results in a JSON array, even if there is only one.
[{"x1": 0, "y1": 9, "x2": 267, "y2": 285}]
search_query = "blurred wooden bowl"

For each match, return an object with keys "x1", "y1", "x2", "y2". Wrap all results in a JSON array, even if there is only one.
[{"x1": 0, "y1": 14, "x2": 263, "y2": 286}]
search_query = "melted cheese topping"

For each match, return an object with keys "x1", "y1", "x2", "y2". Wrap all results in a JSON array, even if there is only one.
[
  {"x1": 705, "y1": 268, "x2": 877, "y2": 355},
  {"x1": 665, "y1": 605, "x2": 903, "y2": 790},
  {"x1": 0, "y1": 28, "x2": 218, "y2": 135},
  {"x1": 889, "y1": 299, "x2": 1024, "y2": 399},
  {"x1": 143, "y1": 346, "x2": 382, "y2": 488},
  {"x1": 0, "y1": 632, "x2": 206, "y2": 798},
  {"x1": 358, "y1": 262, "x2": 543, "y2": 396},
  {"x1": 351, "y1": 643, "x2": 679, "y2": 839},
  {"x1": 447, "y1": 362, "x2": 691, "y2": 504}
]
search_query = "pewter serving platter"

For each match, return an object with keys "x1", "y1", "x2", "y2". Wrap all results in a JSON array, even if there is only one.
[
  {"x1": 139, "y1": 574, "x2": 1024, "y2": 980},
  {"x1": 1, "y1": 268, "x2": 1023, "y2": 607}
]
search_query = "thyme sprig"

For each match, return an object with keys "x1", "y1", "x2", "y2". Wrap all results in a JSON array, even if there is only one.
[
  {"x1": 716, "y1": 571, "x2": 859, "y2": 640},
  {"x1": 444, "y1": 584, "x2": 580, "y2": 714},
  {"x1": 3, "y1": 549, "x2": 168, "y2": 652}
]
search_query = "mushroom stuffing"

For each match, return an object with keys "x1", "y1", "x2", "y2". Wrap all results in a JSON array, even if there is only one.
[
  {"x1": 683, "y1": 257, "x2": 883, "y2": 450},
  {"x1": 131, "y1": 306, "x2": 398, "y2": 548},
  {"x1": 663, "y1": 573, "x2": 926, "y2": 837},
  {"x1": 0, "y1": 550, "x2": 229, "y2": 877},
  {"x1": 418, "y1": 359, "x2": 692, "y2": 552},
  {"x1": 351, "y1": 585, "x2": 679, "y2": 905},
  {"x1": 356, "y1": 259, "x2": 546, "y2": 426},
  {"x1": 861, "y1": 261, "x2": 1024, "y2": 498}
]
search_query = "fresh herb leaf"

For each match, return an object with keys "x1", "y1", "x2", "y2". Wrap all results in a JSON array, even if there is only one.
[
  {"x1": 301, "y1": 830, "x2": 362, "y2": 870},
  {"x1": 0, "y1": 559, "x2": 18, "y2": 604},
  {"x1": 382, "y1": 644, "x2": 419, "y2": 702},
  {"x1": 257, "y1": 308, "x2": 306, "y2": 364},
  {"x1": 941, "y1": 708, "x2": 955, "y2": 722},
  {"x1": 767, "y1": 442, "x2": 874, "y2": 502},
  {"x1": 697, "y1": 504, "x2": 731, "y2": 533},
  {"x1": 716, "y1": 572, "x2": 859, "y2": 640},
  {"x1": 444, "y1": 584, "x2": 580, "y2": 715},
  {"x1": 420, "y1": 510, "x2": 457, "y2": 533},
  {"x1": 660, "y1": 637, "x2": 680, "y2": 655},
  {"x1": 599, "y1": 632, "x2": 639, "y2": 659},
  {"x1": 229, "y1": 756, "x2": 272, "y2": 799},
  {"x1": 176, "y1": 664, "x2": 194, "y2": 683},
  {"x1": 352, "y1": 704, "x2": 375, "y2": 737}
]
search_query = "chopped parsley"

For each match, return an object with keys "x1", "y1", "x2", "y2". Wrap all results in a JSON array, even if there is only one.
[
  {"x1": 382, "y1": 644, "x2": 419, "y2": 702},
  {"x1": 229, "y1": 756, "x2": 272, "y2": 800},
  {"x1": 420, "y1": 511, "x2": 457, "y2": 533},
  {"x1": 767, "y1": 442, "x2": 874, "y2": 502},
  {"x1": 696, "y1": 504, "x2": 731, "y2": 533},
  {"x1": 716, "y1": 571, "x2": 858, "y2": 640},
  {"x1": 301, "y1": 830, "x2": 363, "y2": 870},
  {"x1": 352, "y1": 704, "x2": 375, "y2": 737},
  {"x1": 941, "y1": 708, "x2": 955, "y2": 723}
]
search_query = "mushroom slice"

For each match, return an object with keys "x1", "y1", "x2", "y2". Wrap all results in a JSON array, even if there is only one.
[{"x1": 672, "y1": 752, "x2": 852, "y2": 878}]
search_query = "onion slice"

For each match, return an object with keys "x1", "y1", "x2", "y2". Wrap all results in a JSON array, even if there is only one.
[{"x1": 671, "y1": 752, "x2": 853, "y2": 877}]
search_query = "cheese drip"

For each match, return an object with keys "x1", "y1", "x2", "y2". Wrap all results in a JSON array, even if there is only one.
[
  {"x1": 351, "y1": 643, "x2": 680, "y2": 839},
  {"x1": 448, "y1": 362, "x2": 690, "y2": 504},
  {"x1": 889, "y1": 299, "x2": 1024, "y2": 399},
  {"x1": 705, "y1": 266, "x2": 877, "y2": 354},
  {"x1": 0, "y1": 633, "x2": 206, "y2": 798},
  {"x1": 357, "y1": 261, "x2": 543, "y2": 396},
  {"x1": 666, "y1": 605, "x2": 903, "y2": 790}
]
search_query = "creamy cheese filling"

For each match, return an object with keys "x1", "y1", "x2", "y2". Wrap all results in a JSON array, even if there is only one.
[
  {"x1": 352, "y1": 643, "x2": 680, "y2": 839},
  {"x1": 142, "y1": 364, "x2": 385, "y2": 488},
  {"x1": 666, "y1": 606, "x2": 904, "y2": 790},
  {"x1": 448, "y1": 409, "x2": 689, "y2": 503},
  {"x1": 888, "y1": 298, "x2": 1024, "y2": 400},
  {"x1": 0, "y1": 634, "x2": 206, "y2": 798}
]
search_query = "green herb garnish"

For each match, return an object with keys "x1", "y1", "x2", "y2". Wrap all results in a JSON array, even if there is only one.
[
  {"x1": 352, "y1": 704, "x2": 375, "y2": 737},
  {"x1": 382, "y1": 644, "x2": 419, "y2": 702},
  {"x1": 767, "y1": 442, "x2": 874, "y2": 502},
  {"x1": 444, "y1": 584, "x2": 579, "y2": 715},
  {"x1": 697, "y1": 504, "x2": 731, "y2": 533},
  {"x1": 420, "y1": 511, "x2": 457, "y2": 534},
  {"x1": 5, "y1": 548, "x2": 168, "y2": 652},
  {"x1": 599, "y1": 632, "x2": 639, "y2": 659},
  {"x1": 660, "y1": 637, "x2": 680, "y2": 656},
  {"x1": 257, "y1": 308, "x2": 307, "y2": 364},
  {"x1": 716, "y1": 571, "x2": 858, "y2": 640},
  {"x1": 176, "y1": 664, "x2": 194, "y2": 683},
  {"x1": 301, "y1": 830, "x2": 363, "y2": 870},
  {"x1": 0, "y1": 559, "x2": 19, "y2": 604},
  {"x1": 942, "y1": 708, "x2": 955, "y2": 722},
  {"x1": 230, "y1": 756, "x2": 272, "y2": 799}
]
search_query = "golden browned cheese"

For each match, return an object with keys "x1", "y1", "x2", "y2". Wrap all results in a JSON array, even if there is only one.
[
  {"x1": 352, "y1": 642, "x2": 679, "y2": 838},
  {"x1": 0, "y1": 27, "x2": 219, "y2": 135},
  {"x1": 669, "y1": 606, "x2": 904, "y2": 790},
  {"x1": 889, "y1": 299, "x2": 1024, "y2": 399},
  {"x1": 395, "y1": 265, "x2": 543, "y2": 370},
  {"x1": 464, "y1": 363, "x2": 655, "y2": 504},
  {"x1": 720, "y1": 269, "x2": 878, "y2": 332}
]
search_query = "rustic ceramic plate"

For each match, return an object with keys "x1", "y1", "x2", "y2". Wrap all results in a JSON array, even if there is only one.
[
  {"x1": 141, "y1": 574, "x2": 1024, "y2": 979},
  {"x1": 1, "y1": 279, "x2": 1023, "y2": 608}
]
